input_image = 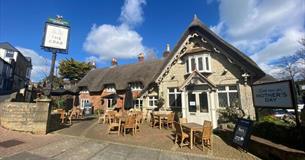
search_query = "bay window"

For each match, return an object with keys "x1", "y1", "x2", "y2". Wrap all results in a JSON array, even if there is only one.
[{"x1": 186, "y1": 54, "x2": 211, "y2": 73}]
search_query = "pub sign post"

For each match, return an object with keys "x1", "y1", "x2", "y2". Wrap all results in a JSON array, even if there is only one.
[{"x1": 41, "y1": 15, "x2": 70, "y2": 96}]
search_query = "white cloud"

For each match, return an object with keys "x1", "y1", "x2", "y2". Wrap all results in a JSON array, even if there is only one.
[
  {"x1": 120, "y1": 0, "x2": 146, "y2": 27},
  {"x1": 17, "y1": 47, "x2": 51, "y2": 82},
  {"x1": 83, "y1": 24, "x2": 145, "y2": 59},
  {"x1": 83, "y1": 0, "x2": 149, "y2": 60},
  {"x1": 212, "y1": 0, "x2": 305, "y2": 77}
]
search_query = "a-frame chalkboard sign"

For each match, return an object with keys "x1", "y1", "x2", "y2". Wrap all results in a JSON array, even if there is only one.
[{"x1": 232, "y1": 118, "x2": 254, "y2": 150}]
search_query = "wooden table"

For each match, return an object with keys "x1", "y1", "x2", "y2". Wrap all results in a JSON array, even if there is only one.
[
  {"x1": 181, "y1": 122, "x2": 203, "y2": 149},
  {"x1": 153, "y1": 113, "x2": 168, "y2": 129}
]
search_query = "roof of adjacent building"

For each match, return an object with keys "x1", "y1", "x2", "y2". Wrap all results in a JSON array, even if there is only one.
[
  {"x1": 0, "y1": 42, "x2": 19, "y2": 52},
  {"x1": 77, "y1": 60, "x2": 166, "y2": 92}
]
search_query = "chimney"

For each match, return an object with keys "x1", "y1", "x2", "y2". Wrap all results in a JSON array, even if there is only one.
[
  {"x1": 138, "y1": 53, "x2": 144, "y2": 63},
  {"x1": 111, "y1": 58, "x2": 118, "y2": 67},
  {"x1": 163, "y1": 44, "x2": 170, "y2": 58}
]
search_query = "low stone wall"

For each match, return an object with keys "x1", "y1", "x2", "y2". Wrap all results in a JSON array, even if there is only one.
[{"x1": 0, "y1": 99, "x2": 51, "y2": 134}]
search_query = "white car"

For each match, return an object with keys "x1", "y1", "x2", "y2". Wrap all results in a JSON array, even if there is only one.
[{"x1": 286, "y1": 104, "x2": 304, "y2": 114}]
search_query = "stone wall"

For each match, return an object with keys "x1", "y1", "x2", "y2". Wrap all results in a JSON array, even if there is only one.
[{"x1": 0, "y1": 99, "x2": 51, "y2": 134}]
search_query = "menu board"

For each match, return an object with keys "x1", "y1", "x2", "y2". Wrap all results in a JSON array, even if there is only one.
[{"x1": 232, "y1": 118, "x2": 253, "y2": 149}]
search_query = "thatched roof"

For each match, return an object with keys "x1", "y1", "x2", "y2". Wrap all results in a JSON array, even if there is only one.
[
  {"x1": 77, "y1": 60, "x2": 166, "y2": 92},
  {"x1": 253, "y1": 74, "x2": 277, "y2": 84},
  {"x1": 156, "y1": 16, "x2": 266, "y2": 82}
]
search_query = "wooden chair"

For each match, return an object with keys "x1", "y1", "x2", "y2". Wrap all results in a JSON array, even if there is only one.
[
  {"x1": 135, "y1": 112, "x2": 143, "y2": 132},
  {"x1": 98, "y1": 110, "x2": 107, "y2": 124},
  {"x1": 121, "y1": 115, "x2": 136, "y2": 136},
  {"x1": 163, "y1": 112, "x2": 175, "y2": 128},
  {"x1": 173, "y1": 121, "x2": 189, "y2": 148},
  {"x1": 150, "y1": 112, "x2": 158, "y2": 127},
  {"x1": 194, "y1": 120, "x2": 212, "y2": 150},
  {"x1": 107, "y1": 117, "x2": 121, "y2": 136},
  {"x1": 58, "y1": 109, "x2": 66, "y2": 124},
  {"x1": 107, "y1": 111, "x2": 117, "y2": 124},
  {"x1": 179, "y1": 118, "x2": 188, "y2": 124}
]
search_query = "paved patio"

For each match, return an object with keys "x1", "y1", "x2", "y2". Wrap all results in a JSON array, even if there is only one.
[{"x1": 53, "y1": 118, "x2": 258, "y2": 160}]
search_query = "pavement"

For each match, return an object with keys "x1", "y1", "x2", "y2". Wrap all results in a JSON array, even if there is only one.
[{"x1": 0, "y1": 119, "x2": 259, "y2": 160}]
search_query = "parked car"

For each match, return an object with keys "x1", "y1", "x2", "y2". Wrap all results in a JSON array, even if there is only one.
[{"x1": 272, "y1": 109, "x2": 294, "y2": 119}]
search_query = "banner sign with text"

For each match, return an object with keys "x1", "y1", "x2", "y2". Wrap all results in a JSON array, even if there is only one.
[
  {"x1": 252, "y1": 80, "x2": 294, "y2": 108},
  {"x1": 42, "y1": 19, "x2": 70, "y2": 53}
]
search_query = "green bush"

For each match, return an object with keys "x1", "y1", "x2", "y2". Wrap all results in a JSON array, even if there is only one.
[{"x1": 253, "y1": 115, "x2": 304, "y2": 150}]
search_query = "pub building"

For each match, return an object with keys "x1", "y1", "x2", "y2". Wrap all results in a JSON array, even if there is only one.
[{"x1": 76, "y1": 16, "x2": 275, "y2": 128}]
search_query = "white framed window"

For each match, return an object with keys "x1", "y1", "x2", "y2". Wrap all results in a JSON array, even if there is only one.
[
  {"x1": 185, "y1": 54, "x2": 211, "y2": 73},
  {"x1": 5, "y1": 50, "x2": 14, "y2": 58},
  {"x1": 168, "y1": 88, "x2": 181, "y2": 108},
  {"x1": 133, "y1": 98, "x2": 143, "y2": 109},
  {"x1": 107, "y1": 99, "x2": 115, "y2": 109},
  {"x1": 105, "y1": 84, "x2": 116, "y2": 93},
  {"x1": 130, "y1": 82, "x2": 143, "y2": 91},
  {"x1": 217, "y1": 85, "x2": 240, "y2": 107},
  {"x1": 148, "y1": 96, "x2": 158, "y2": 108},
  {"x1": 80, "y1": 99, "x2": 90, "y2": 109}
]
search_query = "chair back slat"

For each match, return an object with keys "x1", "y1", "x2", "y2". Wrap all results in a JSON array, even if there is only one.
[
  {"x1": 203, "y1": 120, "x2": 212, "y2": 127},
  {"x1": 179, "y1": 118, "x2": 187, "y2": 124},
  {"x1": 174, "y1": 121, "x2": 183, "y2": 134}
]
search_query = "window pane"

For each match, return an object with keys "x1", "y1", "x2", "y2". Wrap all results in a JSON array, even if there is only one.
[
  {"x1": 188, "y1": 93, "x2": 196, "y2": 112},
  {"x1": 139, "y1": 100, "x2": 143, "y2": 107},
  {"x1": 218, "y1": 93, "x2": 228, "y2": 107},
  {"x1": 191, "y1": 58, "x2": 196, "y2": 71},
  {"x1": 176, "y1": 94, "x2": 182, "y2": 107},
  {"x1": 198, "y1": 57, "x2": 203, "y2": 70},
  {"x1": 229, "y1": 85, "x2": 237, "y2": 90},
  {"x1": 169, "y1": 94, "x2": 175, "y2": 107},
  {"x1": 169, "y1": 88, "x2": 175, "y2": 92},
  {"x1": 199, "y1": 92, "x2": 208, "y2": 112},
  {"x1": 229, "y1": 92, "x2": 239, "y2": 107},
  {"x1": 217, "y1": 86, "x2": 225, "y2": 91},
  {"x1": 186, "y1": 58, "x2": 189, "y2": 73},
  {"x1": 205, "y1": 57, "x2": 209, "y2": 71},
  {"x1": 149, "y1": 101, "x2": 154, "y2": 106}
]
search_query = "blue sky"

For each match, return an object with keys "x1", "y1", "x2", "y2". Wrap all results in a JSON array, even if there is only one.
[{"x1": 0, "y1": 0, "x2": 304, "y2": 82}]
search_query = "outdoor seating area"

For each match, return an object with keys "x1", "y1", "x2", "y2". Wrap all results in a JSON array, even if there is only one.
[
  {"x1": 96, "y1": 110, "x2": 214, "y2": 151},
  {"x1": 55, "y1": 106, "x2": 85, "y2": 125}
]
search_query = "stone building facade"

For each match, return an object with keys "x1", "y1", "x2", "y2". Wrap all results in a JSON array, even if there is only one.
[{"x1": 76, "y1": 17, "x2": 275, "y2": 128}]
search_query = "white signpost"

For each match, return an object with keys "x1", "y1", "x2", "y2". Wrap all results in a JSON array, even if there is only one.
[
  {"x1": 41, "y1": 16, "x2": 70, "y2": 96},
  {"x1": 43, "y1": 23, "x2": 69, "y2": 50}
]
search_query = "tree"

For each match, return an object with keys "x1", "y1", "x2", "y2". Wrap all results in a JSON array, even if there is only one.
[
  {"x1": 41, "y1": 76, "x2": 64, "y2": 89},
  {"x1": 58, "y1": 58, "x2": 94, "y2": 82},
  {"x1": 274, "y1": 37, "x2": 305, "y2": 81}
]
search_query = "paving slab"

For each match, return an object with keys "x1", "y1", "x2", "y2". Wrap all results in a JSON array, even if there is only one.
[
  {"x1": 53, "y1": 140, "x2": 109, "y2": 160},
  {"x1": 159, "y1": 152, "x2": 189, "y2": 160},
  {"x1": 126, "y1": 147, "x2": 160, "y2": 160},
  {"x1": 1, "y1": 151, "x2": 50, "y2": 160},
  {"x1": 29, "y1": 137, "x2": 88, "y2": 158},
  {"x1": 89, "y1": 143, "x2": 134, "y2": 160}
]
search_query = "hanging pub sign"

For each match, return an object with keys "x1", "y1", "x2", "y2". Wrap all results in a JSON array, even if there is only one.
[
  {"x1": 232, "y1": 118, "x2": 254, "y2": 149},
  {"x1": 41, "y1": 16, "x2": 70, "y2": 53},
  {"x1": 252, "y1": 80, "x2": 295, "y2": 108}
]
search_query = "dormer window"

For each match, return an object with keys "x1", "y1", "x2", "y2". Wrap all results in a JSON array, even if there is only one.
[
  {"x1": 186, "y1": 54, "x2": 211, "y2": 73},
  {"x1": 130, "y1": 82, "x2": 143, "y2": 91},
  {"x1": 105, "y1": 84, "x2": 116, "y2": 93}
]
